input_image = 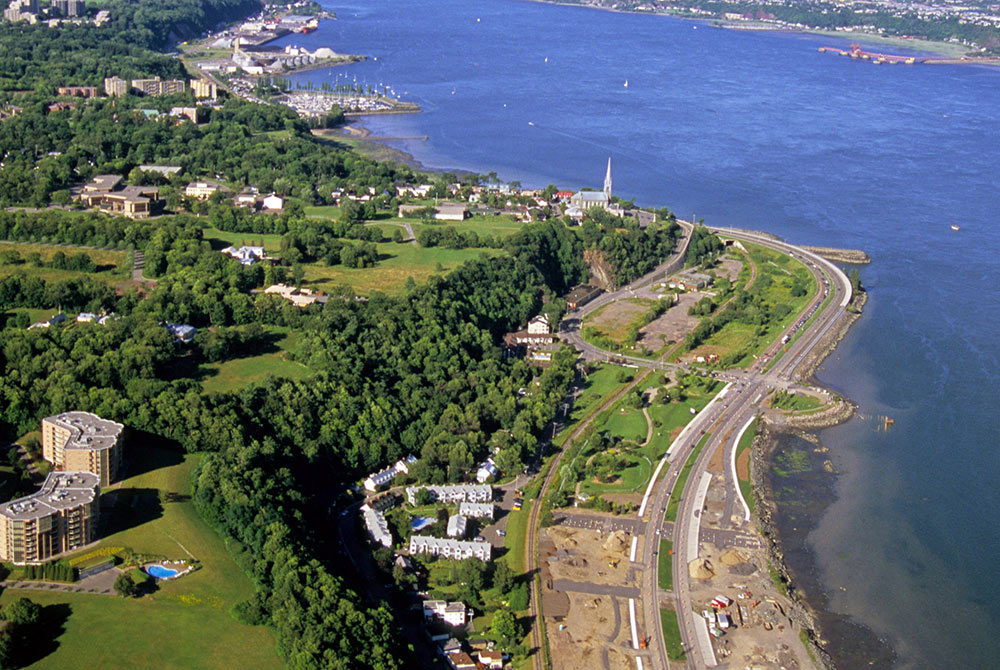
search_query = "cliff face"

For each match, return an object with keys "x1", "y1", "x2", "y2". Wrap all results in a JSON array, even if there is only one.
[{"x1": 584, "y1": 248, "x2": 615, "y2": 290}]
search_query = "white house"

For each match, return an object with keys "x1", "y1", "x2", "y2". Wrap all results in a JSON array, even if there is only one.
[
  {"x1": 408, "y1": 535, "x2": 491, "y2": 562},
  {"x1": 446, "y1": 514, "x2": 468, "y2": 538},
  {"x1": 360, "y1": 504, "x2": 392, "y2": 548},
  {"x1": 76, "y1": 313, "x2": 97, "y2": 323},
  {"x1": 406, "y1": 484, "x2": 491, "y2": 506},
  {"x1": 221, "y1": 246, "x2": 266, "y2": 266},
  {"x1": 165, "y1": 323, "x2": 197, "y2": 343},
  {"x1": 262, "y1": 194, "x2": 283, "y2": 211},
  {"x1": 423, "y1": 600, "x2": 470, "y2": 627},
  {"x1": 475, "y1": 460, "x2": 500, "y2": 484},
  {"x1": 458, "y1": 502, "x2": 494, "y2": 520},
  {"x1": 527, "y1": 314, "x2": 550, "y2": 334},
  {"x1": 28, "y1": 313, "x2": 66, "y2": 330},
  {"x1": 363, "y1": 456, "x2": 416, "y2": 492}
]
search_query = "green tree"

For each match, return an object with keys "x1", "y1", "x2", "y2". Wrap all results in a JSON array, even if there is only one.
[
  {"x1": 493, "y1": 561, "x2": 515, "y2": 595},
  {"x1": 490, "y1": 608, "x2": 520, "y2": 648},
  {"x1": 2, "y1": 597, "x2": 40, "y2": 626},
  {"x1": 114, "y1": 573, "x2": 137, "y2": 598}
]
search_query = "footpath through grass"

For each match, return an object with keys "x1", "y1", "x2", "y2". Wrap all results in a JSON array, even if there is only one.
[
  {"x1": 657, "y1": 539, "x2": 674, "y2": 591},
  {"x1": 0, "y1": 444, "x2": 281, "y2": 670},
  {"x1": 660, "y1": 608, "x2": 687, "y2": 661}
]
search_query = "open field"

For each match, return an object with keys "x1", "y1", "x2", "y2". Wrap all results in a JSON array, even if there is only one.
[
  {"x1": 0, "y1": 444, "x2": 280, "y2": 670},
  {"x1": 0, "y1": 242, "x2": 128, "y2": 285},
  {"x1": 200, "y1": 328, "x2": 311, "y2": 394},
  {"x1": 409, "y1": 216, "x2": 528, "y2": 239},
  {"x1": 658, "y1": 539, "x2": 674, "y2": 590},
  {"x1": 582, "y1": 299, "x2": 654, "y2": 349},
  {"x1": 660, "y1": 607, "x2": 686, "y2": 660},
  {"x1": 302, "y1": 243, "x2": 503, "y2": 294},
  {"x1": 201, "y1": 227, "x2": 285, "y2": 254}
]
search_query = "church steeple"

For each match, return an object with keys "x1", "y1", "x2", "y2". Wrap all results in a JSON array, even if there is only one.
[{"x1": 603, "y1": 157, "x2": 612, "y2": 198}]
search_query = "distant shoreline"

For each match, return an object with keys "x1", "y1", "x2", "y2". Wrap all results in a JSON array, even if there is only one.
[{"x1": 525, "y1": 0, "x2": 1000, "y2": 65}]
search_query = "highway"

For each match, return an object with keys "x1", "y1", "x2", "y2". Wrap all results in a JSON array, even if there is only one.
[{"x1": 529, "y1": 221, "x2": 854, "y2": 670}]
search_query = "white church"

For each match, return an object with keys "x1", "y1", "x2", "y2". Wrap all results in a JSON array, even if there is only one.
[{"x1": 566, "y1": 158, "x2": 625, "y2": 222}]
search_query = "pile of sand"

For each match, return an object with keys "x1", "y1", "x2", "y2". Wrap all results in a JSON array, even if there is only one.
[
  {"x1": 603, "y1": 530, "x2": 628, "y2": 554},
  {"x1": 720, "y1": 549, "x2": 749, "y2": 566},
  {"x1": 689, "y1": 558, "x2": 715, "y2": 580}
]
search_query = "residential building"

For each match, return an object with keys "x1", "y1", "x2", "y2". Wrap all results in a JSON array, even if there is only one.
[
  {"x1": 363, "y1": 456, "x2": 416, "y2": 492},
  {"x1": 447, "y1": 651, "x2": 477, "y2": 670},
  {"x1": 502, "y1": 331, "x2": 555, "y2": 349},
  {"x1": 234, "y1": 189, "x2": 259, "y2": 207},
  {"x1": 41, "y1": 412, "x2": 124, "y2": 488},
  {"x1": 190, "y1": 78, "x2": 218, "y2": 100},
  {"x1": 28, "y1": 313, "x2": 66, "y2": 330},
  {"x1": 131, "y1": 77, "x2": 186, "y2": 97},
  {"x1": 477, "y1": 651, "x2": 504, "y2": 669},
  {"x1": 262, "y1": 194, "x2": 283, "y2": 211},
  {"x1": 0, "y1": 472, "x2": 100, "y2": 565},
  {"x1": 76, "y1": 313, "x2": 97, "y2": 323},
  {"x1": 165, "y1": 323, "x2": 196, "y2": 343},
  {"x1": 263, "y1": 284, "x2": 328, "y2": 308},
  {"x1": 220, "y1": 245, "x2": 265, "y2": 266},
  {"x1": 527, "y1": 313, "x2": 550, "y2": 334},
  {"x1": 360, "y1": 504, "x2": 392, "y2": 548},
  {"x1": 104, "y1": 76, "x2": 129, "y2": 97},
  {"x1": 57, "y1": 86, "x2": 97, "y2": 98},
  {"x1": 458, "y1": 502, "x2": 494, "y2": 520},
  {"x1": 423, "y1": 600, "x2": 470, "y2": 626},
  {"x1": 170, "y1": 106, "x2": 199, "y2": 123},
  {"x1": 408, "y1": 535, "x2": 491, "y2": 562},
  {"x1": 406, "y1": 484, "x2": 491, "y2": 506},
  {"x1": 434, "y1": 202, "x2": 468, "y2": 221},
  {"x1": 446, "y1": 514, "x2": 467, "y2": 538},
  {"x1": 185, "y1": 181, "x2": 220, "y2": 200},
  {"x1": 51, "y1": 0, "x2": 84, "y2": 16},
  {"x1": 4, "y1": 0, "x2": 37, "y2": 22},
  {"x1": 475, "y1": 460, "x2": 499, "y2": 484}
]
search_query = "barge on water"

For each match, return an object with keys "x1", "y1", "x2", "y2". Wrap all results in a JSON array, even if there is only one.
[{"x1": 818, "y1": 44, "x2": 920, "y2": 65}]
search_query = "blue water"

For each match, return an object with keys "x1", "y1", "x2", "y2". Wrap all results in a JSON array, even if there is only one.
[
  {"x1": 410, "y1": 516, "x2": 434, "y2": 531},
  {"x1": 145, "y1": 564, "x2": 178, "y2": 579},
  {"x1": 279, "y1": 2, "x2": 1000, "y2": 667}
]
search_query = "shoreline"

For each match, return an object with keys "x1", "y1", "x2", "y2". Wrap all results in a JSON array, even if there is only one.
[
  {"x1": 525, "y1": 0, "x2": 999, "y2": 65},
  {"x1": 751, "y1": 291, "x2": 879, "y2": 668}
]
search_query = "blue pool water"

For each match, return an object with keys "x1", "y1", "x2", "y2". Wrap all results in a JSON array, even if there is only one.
[
  {"x1": 410, "y1": 516, "x2": 434, "y2": 531},
  {"x1": 145, "y1": 564, "x2": 179, "y2": 579}
]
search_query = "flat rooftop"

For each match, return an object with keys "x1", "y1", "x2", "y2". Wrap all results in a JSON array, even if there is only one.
[
  {"x1": 45, "y1": 411, "x2": 123, "y2": 453},
  {"x1": 0, "y1": 471, "x2": 99, "y2": 521}
]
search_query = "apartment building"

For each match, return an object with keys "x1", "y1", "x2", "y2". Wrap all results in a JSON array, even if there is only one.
[
  {"x1": 405, "y1": 484, "x2": 491, "y2": 506},
  {"x1": 0, "y1": 472, "x2": 100, "y2": 564},
  {"x1": 190, "y1": 78, "x2": 217, "y2": 100},
  {"x1": 42, "y1": 411, "x2": 124, "y2": 488},
  {"x1": 408, "y1": 536, "x2": 491, "y2": 562},
  {"x1": 104, "y1": 76, "x2": 128, "y2": 97},
  {"x1": 131, "y1": 77, "x2": 186, "y2": 97}
]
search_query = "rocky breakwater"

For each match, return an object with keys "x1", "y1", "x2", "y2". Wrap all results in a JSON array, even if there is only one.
[{"x1": 801, "y1": 246, "x2": 871, "y2": 265}]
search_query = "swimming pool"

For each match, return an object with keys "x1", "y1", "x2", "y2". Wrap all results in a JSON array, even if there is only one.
[
  {"x1": 145, "y1": 564, "x2": 179, "y2": 579},
  {"x1": 410, "y1": 516, "x2": 434, "y2": 531}
]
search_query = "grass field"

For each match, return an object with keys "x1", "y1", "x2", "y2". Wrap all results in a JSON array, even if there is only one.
[
  {"x1": 735, "y1": 419, "x2": 757, "y2": 514},
  {"x1": 201, "y1": 227, "x2": 285, "y2": 254},
  {"x1": 657, "y1": 539, "x2": 674, "y2": 591},
  {"x1": 770, "y1": 390, "x2": 822, "y2": 412},
  {"x1": 409, "y1": 216, "x2": 528, "y2": 239},
  {"x1": 302, "y1": 243, "x2": 503, "y2": 295},
  {"x1": 0, "y1": 445, "x2": 281, "y2": 670},
  {"x1": 581, "y1": 299, "x2": 654, "y2": 348},
  {"x1": 200, "y1": 328, "x2": 310, "y2": 394},
  {"x1": 660, "y1": 608, "x2": 686, "y2": 661},
  {"x1": 0, "y1": 242, "x2": 128, "y2": 286}
]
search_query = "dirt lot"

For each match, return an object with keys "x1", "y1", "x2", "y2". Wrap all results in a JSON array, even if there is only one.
[
  {"x1": 544, "y1": 526, "x2": 633, "y2": 586},
  {"x1": 548, "y1": 593, "x2": 629, "y2": 670},
  {"x1": 585, "y1": 299, "x2": 651, "y2": 342},
  {"x1": 715, "y1": 256, "x2": 745, "y2": 283},
  {"x1": 639, "y1": 292, "x2": 703, "y2": 352}
]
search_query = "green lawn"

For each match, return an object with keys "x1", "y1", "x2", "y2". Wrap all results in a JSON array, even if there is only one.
[
  {"x1": 735, "y1": 419, "x2": 757, "y2": 514},
  {"x1": 601, "y1": 406, "x2": 648, "y2": 443},
  {"x1": 660, "y1": 608, "x2": 686, "y2": 661},
  {"x1": 302, "y1": 243, "x2": 503, "y2": 295},
  {"x1": 409, "y1": 215, "x2": 529, "y2": 239},
  {"x1": 0, "y1": 242, "x2": 129, "y2": 286},
  {"x1": 201, "y1": 227, "x2": 285, "y2": 254},
  {"x1": 0, "y1": 445, "x2": 281, "y2": 670},
  {"x1": 557, "y1": 365, "x2": 628, "y2": 439},
  {"x1": 199, "y1": 328, "x2": 311, "y2": 394},
  {"x1": 657, "y1": 539, "x2": 674, "y2": 591},
  {"x1": 770, "y1": 390, "x2": 822, "y2": 412}
]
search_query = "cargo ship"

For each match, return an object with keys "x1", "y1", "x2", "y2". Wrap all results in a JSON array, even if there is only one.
[
  {"x1": 818, "y1": 44, "x2": 919, "y2": 65},
  {"x1": 300, "y1": 19, "x2": 319, "y2": 34}
]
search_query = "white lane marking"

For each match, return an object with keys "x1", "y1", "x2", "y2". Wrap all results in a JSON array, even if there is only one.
[
  {"x1": 629, "y1": 598, "x2": 640, "y2": 650},
  {"x1": 731, "y1": 417, "x2": 755, "y2": 522},
  {"x1": 635, "y1": 657, "x2": 644, "y2": 670},
  {"x1": 686, "y1": 473, "x2": 712, "y2": 563},
  {"x1": 630, "y1": 535, "x2": 639, "y2": 562},
  {"x1": 638, "y1": 382, "x2": 732, "y2": 518}
]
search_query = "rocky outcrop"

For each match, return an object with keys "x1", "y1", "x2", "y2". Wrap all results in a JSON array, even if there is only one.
[{"x1": 584, "y1": 248, "x2": 616, "y2": 291}]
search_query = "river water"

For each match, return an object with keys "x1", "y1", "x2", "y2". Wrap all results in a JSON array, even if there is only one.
[{"x1": 278, "y1": 2, "x2": 1000, "y2": 667}]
